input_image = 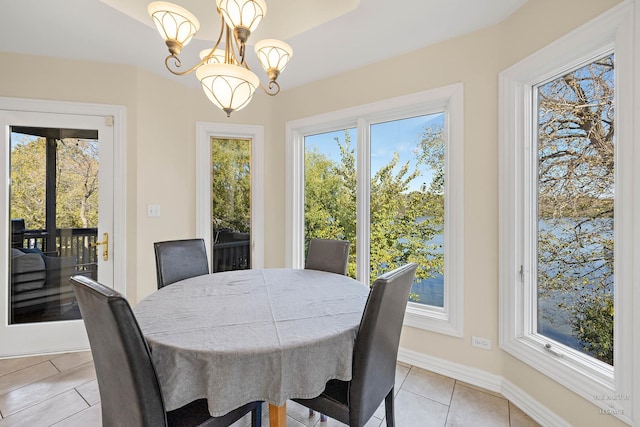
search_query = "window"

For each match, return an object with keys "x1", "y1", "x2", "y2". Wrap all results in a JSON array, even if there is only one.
[
  {"x1": 287, "y1": 84, "x2": 464, "y2": 335},
  {"x1": 499, "y1": 2, "x2": 634, "y2": 421},
  {"x1": 304, "y1": 127, "x2": 357, "y2": 276},
  {"x1": 196, "y1": 123, "x2": 264, "y2": 270},
  {"x1": 535, "y1": 53, "x2": 615, "y2": 365},
  {"x1": 210, "y1": 138, "x2": 251, "y2": 272}
]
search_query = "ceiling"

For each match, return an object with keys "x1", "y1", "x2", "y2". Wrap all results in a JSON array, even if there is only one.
[{"x1": 1, "y1": 0, "x2": 528, "y2": 90}]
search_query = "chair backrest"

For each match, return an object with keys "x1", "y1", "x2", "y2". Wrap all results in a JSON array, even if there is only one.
[
  {"x1": 154, "y1": 239, "x2": 210, "y2": 289},
  {"x1": 70, "y1": 275, "x2": 167, "y2": 426},
  {"x1": 349, "y1": 263, "x2": 418, "y2": 426},
  {"x1": 304, "y1": 238, "x2": 350, "y2": 275}
]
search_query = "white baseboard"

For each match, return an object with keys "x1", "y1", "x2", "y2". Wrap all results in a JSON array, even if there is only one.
[{"x1": 398, "y1": 347, "x2": 570, "y2": 427}]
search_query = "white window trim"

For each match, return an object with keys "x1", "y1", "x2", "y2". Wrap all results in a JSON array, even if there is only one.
[
  {"x1": 195, "y1": 122, "x2": 264, "y2": 269},
  {"x1": 499, "y1": 1, "x2": 635, "y2": 423},
  {"x1": 286, "y1": 84, "x2": 464, "y2": 337}
]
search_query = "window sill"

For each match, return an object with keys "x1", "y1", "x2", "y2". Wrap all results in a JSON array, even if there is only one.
[{"x1": 404, "y1": 302, "x2": 463, "y2": 337}]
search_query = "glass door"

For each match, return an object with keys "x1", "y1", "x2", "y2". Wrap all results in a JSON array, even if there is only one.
[{"x1": 1, "y1": 110, "x2": 114, "y2": 355}]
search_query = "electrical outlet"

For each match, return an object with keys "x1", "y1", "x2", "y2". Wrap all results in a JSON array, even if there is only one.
[
  {"x1": 147, "y1": 204, "x2": 161, "y2": 218},
  {"x1": 471, "y1": 336, "x2": 492, "y2": 350}
]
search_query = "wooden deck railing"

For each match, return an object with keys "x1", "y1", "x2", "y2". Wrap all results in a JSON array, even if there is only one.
[
  {"x1": 212, "y1": 240, "x2": 250, "y2": 272},
  {"x1": 13, "y1": 227, "x2": 99, "y2": 279},
  {"x1": 14, "y1": 226, "x2": 251, "y2": 277}
]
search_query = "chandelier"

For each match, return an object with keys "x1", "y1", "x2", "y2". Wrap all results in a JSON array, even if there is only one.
[{"x1": 148, "y1": 0, "x2": 293, "y2": 117}]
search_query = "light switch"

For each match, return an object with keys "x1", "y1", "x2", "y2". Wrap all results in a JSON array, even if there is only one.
[{"x1": 147, "y1": 204, "x2": 161, "y2": 217}]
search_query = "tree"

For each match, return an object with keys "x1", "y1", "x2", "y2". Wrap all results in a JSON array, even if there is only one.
[
  {"x1": 10, "y1": 135, "x2": 99, "y2": 232},
  {"x1": 304, "y1": 134, "x2": 357, "y2": 276},
  {"x1": 56, "y1": 139, "x2": 99, "y2": 228},
  {"x1": 211, "y1": 138, "x2": 251, "y2": 235},
  {"x1": 304, "y1": 128, "x2": 445, "y2": 298},
  {"x1": 10, "y1": 135, "x2": 47, "y2": 229},
  {"x1": 536, "y1": 53, "x2": 614, "y2": 364}
]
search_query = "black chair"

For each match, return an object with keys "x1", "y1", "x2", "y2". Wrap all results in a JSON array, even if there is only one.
[
  {"x1": 293, "y1": 263, "x2": 418, "y2": 427},
  {"x1": 304, "y1": 238, "x2": 351, "y2": 421},
  {"x1": 70, "y1": 275, "x2": 262, "y2": 427},
  {"x1": 305, "y1": 238, "x2": 350, "y2": 275},
  {"x1": 154, "y1": 239, "x2": 210, "y2": 289}
]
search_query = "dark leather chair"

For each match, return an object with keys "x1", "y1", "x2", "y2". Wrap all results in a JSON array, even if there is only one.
[
  {"x1": 70, "y1": 275, "x2": 262, "y2": 427},
  {"x1": 305, "y1": 238, "x2": 350, "y2": 275},
  {"x1": 304, "y1": 238, "x2": 351, "y2": 421},
  {"x1": 154, "y1": 239, "x2": 210, "y2": 289},
  {"x1": 293, "y1": 263, "x2": 418, "y2": 427}
]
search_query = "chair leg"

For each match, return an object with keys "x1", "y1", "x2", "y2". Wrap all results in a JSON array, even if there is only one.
[
  {"x1": 384, "y1": 388, "x2": 394, "y2": 427},
  {"x1": 252, "y1": 402, "x2": 262, "y2": 427},
  {"x1": 310, "y1": 409, "x2": 327, "y2": 422}
]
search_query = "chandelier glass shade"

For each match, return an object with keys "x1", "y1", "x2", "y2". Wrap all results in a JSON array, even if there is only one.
[
  {"x1": 147, "y1": 0, "x2": 292, "y2": 117},
  {"x1": 148, "y1": 2, "x2": 199, "y2": 56},
  {"x1": 196, "y1": 63, "x2": 259, "y2": 116},
  {"x1": 254, "y1": 39, "x2": 292, "y2": 81},
  {"x1": 216, "y1": 0, "x2": 266, "y2": 34}
]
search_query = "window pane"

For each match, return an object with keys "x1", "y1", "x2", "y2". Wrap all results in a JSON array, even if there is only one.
[
  {"x1": 370, "y1": 113, "x2": 445, "y2": 307},
  {"x1": 210, "y1": 138, "x2": 251, "y2": 272},
  {"x1": 536, "y1": 53, "x2": 614, "y2": 365},
  {"x1": 304, "y1": 128, "x2": 357, "y2": 277},
  {"x1": 10, "y1": 128, "x2": 99, "y2": 324}
]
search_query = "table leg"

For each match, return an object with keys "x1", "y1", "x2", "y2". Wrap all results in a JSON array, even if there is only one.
[{"x1": 269, "y1": 403, "x2": 286, "y2": 427}]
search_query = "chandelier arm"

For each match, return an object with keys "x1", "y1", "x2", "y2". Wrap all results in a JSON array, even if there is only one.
[
  {"x1": 164, "y1": 54, "x2": 209, "y2": 76},
  {"x1": 259, "y1": 80, "x2": 281, "y2": 96},
  {"x1": 227, "y1": 28, "x2": 246, "y2": 65},
  {"x1": 164, "y1": 14, "x2": 227, "y2": 76},
  {"x1": 201, "y1": 14, "x2": 226, "y2": 63}
]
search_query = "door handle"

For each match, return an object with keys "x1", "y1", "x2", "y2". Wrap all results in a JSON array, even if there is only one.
[{"x1": 90, "y1": 232, "x2": 109, "y2": 261}]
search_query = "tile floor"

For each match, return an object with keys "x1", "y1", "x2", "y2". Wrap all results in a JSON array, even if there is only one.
[{"x1": 0, "y1": 351, "x2": 540, "y2": 427}]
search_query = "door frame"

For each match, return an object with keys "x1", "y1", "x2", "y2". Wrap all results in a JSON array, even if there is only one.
[
  {"x1": 195, "y1": 122, "x2": 264, "y2": 269},
  {"x1": 0, "y1": 97, "x2": 127, "y2": 356}
]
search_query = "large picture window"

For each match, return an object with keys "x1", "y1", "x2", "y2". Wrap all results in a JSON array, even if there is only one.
[
  {"x1": 499, "y1": 3, "x2": 634, "y2": 422},
  {"x1": 535, "y1": 53, "x2": 615, "y2": 365},
  {"x1": 287, "y1": 85, "x2": 464, "y2": 335}
]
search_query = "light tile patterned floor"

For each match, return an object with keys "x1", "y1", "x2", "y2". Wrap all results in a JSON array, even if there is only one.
[{"x1": 0, "y1": 352, "x2": 540, "y2": 427}]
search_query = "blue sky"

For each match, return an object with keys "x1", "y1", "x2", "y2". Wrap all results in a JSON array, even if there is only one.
[{"x1": 304, "y1": 112, "x2": 444, "y2": 192}]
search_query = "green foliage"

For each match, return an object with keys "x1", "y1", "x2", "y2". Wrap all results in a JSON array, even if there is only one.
[
  {"x1": 304, "y1": 129, "x2": 445, "y2": 297},
  {"x1": 56, "y1": 139, "x2": 99, "y2": 228},
  {"x1": 10, "y1": 136, "x2": 98, "y2": 230},
  {"x1": 211, "y1": 138, "x2": 251, "y2": 234},
  {"x1": 10, "y1": 136, "x2": 46, "y2": 228},
  {"x1": 304, "y1": 135, "x2": 357, "y2": 276},
  {"x1": 574, "y1": 292, "x2": 614, "y2": 365}
]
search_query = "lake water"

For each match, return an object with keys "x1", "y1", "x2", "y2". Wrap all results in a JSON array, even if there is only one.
[
  {"x1": 411, "y1": 273, "x2": 444, "y2": 307},
  {"x1": 409, "y1": 217, "x2": 613, "y2": 354},
  {"x1": 409, "y1": 230, "x2": 444, "y2": 307}
]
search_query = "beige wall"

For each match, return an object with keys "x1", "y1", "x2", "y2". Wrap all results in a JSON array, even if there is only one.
[
  {"x1": 0, "y1": 51, "x2": 271, "y2": 301},
  {"x1": 0, "y1": 0, "x2": 628, "y2": 425},
  {"x1": 269, "y1": 0, "x2": 624, "y2": 425},
  {"x1": 0, "y1": 52, "x2": 142, "y2": 301}
]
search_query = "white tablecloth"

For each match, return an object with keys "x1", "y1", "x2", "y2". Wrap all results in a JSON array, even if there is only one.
[{"x1": 133, "y1": 268, "x2": 369, "y2": 416}]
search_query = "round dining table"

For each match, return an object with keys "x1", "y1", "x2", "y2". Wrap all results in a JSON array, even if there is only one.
[{"x1": 133, "y1": 268, "x2": 370, "y2": 427}]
